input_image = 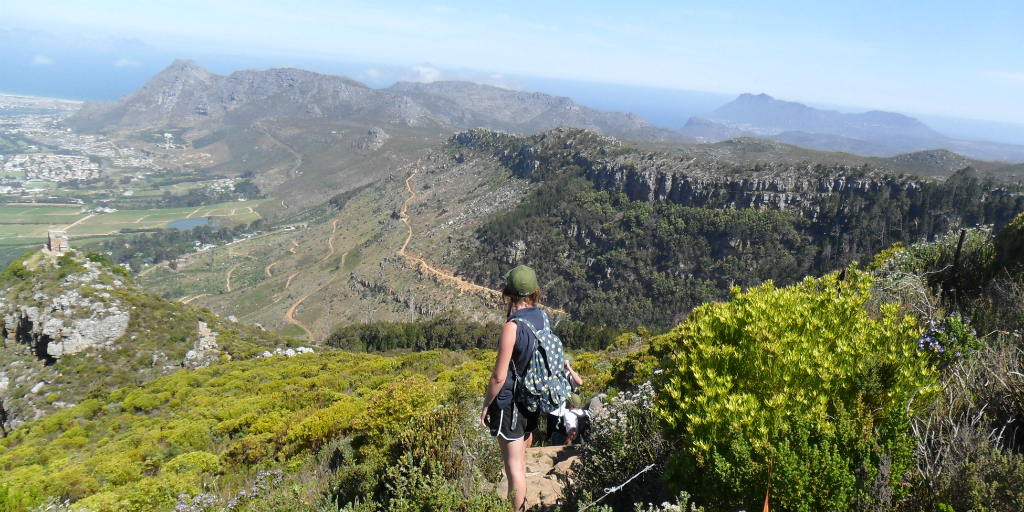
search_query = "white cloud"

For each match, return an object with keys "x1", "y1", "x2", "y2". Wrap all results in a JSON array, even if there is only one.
[
  {"x1": 113, "y1": 58, "x2": 141, "y2": 67},
  {"x1": 983, "y1": 70, "x2": 1024, "y2": 85},
  {"x1": 362, "y1": 68, "x2": 382, "y2": 80},
  {"x1": 32, "y1": 54, "x2": 52, "y2": 65},
  {"x1": 408, "y1": 63, "x2": 442, "y2": 83}
]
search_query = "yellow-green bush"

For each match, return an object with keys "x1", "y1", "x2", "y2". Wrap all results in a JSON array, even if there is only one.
[
  {"x1": 286, "y1": 397, "x2": 365, "y2": 452},
  {"x1": 162, "y1": 451, "x2": 221, "y2": 475},
  {"x1": 0, "y1": 350, "x2": 497, "y2": 511},
  {"x1": 656, "y1": 269, "x2": 937, "y2": 511}
]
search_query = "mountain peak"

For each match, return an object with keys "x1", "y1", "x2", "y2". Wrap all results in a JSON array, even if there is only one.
[
  {"x1": 736, "y1": 93, "x2": 775, "y2": 102},
  {"x1": 163, "y1": 59, "x2": 214, "y2": 76},
  {"x1": 169, "y1": 58, "x2": 201, "y2": 68}
]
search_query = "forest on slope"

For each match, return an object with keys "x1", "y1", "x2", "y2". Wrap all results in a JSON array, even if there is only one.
[{"x1": 449, "y1": 129, "x2": 1024, "y2": 329}]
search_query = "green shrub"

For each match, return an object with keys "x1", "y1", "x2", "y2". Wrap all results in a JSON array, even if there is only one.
[
  {"x1": 163, "y1": 451, "x2": 221, "y2": 475},
  {"x1": 655, "y1": 268, "x2": 936, "y2": 511},
  {"x1": 0, "y1": 251, "x2": 32, "y2": 285},
  {"x1": 378, "y1": 455, "x2": 507, "y2": 512},
  {"x1": 994, "y1": 211, "x2": 1024, "y2": 273},
  {"x1": 94, "y1": 457, "x2": 143, "y2": 486},
  {"x1": 916, "y1": 312, "x2": 983, "y2": 367}
]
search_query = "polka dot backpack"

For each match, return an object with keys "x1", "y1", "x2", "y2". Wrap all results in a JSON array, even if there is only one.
[{"x1": 509, "y1": 310, "x2": 572, "y2": 415}]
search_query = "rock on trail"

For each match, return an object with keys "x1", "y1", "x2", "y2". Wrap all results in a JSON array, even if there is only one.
[{"x1": 496, "y1": 445, "x2": 578, "y2": 510}]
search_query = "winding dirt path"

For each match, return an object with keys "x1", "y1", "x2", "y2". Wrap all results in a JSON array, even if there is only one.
[
  {"x1": 396, "y1": 162, "x2": 567, "y2": 316},
  {"x1": 323, "y1": 218, "x2": 340, "y2": 262},
  {"x1": 265, "y1": 260, "x2": 281, "y2": 277},
  {"x1": 284, "y1": 252, "x2": 346, "y2": 339},
  {"x1": 181, "y1": 294, "x2": 208, "y2": 304},
  {"x1": 285, "y1": 272, "x2": 299, "y2": 289},
  {"x1": 397, "y1": 161, "x2": 501, "y2": 299},
  {"x1": 226, "y1": 263, "x2": 240, "y2": 292},
  {"x1": 136, "y1": 263, "x2": 164, "y2": 277},
  {"x1": 285, "y1": 294, "x2": 315, "y2": 338}
]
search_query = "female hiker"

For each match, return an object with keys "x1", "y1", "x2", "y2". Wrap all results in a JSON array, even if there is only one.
[{"x1": 481, "y1": 264, "x2": 544, "y2": 511}]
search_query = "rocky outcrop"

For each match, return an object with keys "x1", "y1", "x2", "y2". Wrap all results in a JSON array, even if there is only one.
[
  {"x1": 496, "y1": 445, "x2": 577, "y2": 508},
  {"x1": 183, "y1": 321, "x2": 220, "y2": 369},
  {"x1": 258, "y1": 346, "x2": 314, "y2": 358},
  {"x1": 1, "y1": 262, "x2": 129, "y2": 362},
  {"x1": 356, "y1": 127, "x2": 390, "y2": 151}
]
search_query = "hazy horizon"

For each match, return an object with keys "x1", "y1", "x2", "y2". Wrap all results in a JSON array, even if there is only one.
[
  {"x1": 2, "y1": 0, "x2": 1024, "y2": 145},
  {"x1": 5, "y1": 37, "x2": 1024, "y2": 147}
]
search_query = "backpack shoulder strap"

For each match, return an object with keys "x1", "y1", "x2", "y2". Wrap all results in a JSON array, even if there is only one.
[
  {"x1": 507, "y1": 317, "x2": 538, "y2": 378},
  {"x1": 510, "y1": 316, "x2": 540, "y2": 337},
  {"x1": 541, "y1": 310, "x2": 552, "y2": 332}
]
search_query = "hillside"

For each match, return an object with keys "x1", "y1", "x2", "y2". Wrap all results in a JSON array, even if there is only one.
[
  {"x1": 61, "y1": 64, "x2": 1024, "y2": 224},
  {"x1": 0, "y1": 249, "x2": 298, "y2": 434},
  {"x1": 444, "y1": 128, "x2": 1024, "y2": 327},
  {"x1": 662, "y1": 138, "x2": 1024, "y2": 180},
  {"x1": 3, "y1": 226, "x2": 1024, "y2": 511},
  {"x1": 3, "y1": 129, "x2": 1024, "y2": 512},
  {"x1": 120, "y1": 126, "x2": 1023, "y2": 338},
  {"x1": 64, "y1": 60, "x2": 696, "y2": 211},
  {"x1": 383, "y1": 80, "x2": 685, "y2": 142}
]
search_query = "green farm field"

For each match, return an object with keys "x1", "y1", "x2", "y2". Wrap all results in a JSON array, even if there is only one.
[{"x1": 0, "y1": 199, "x2": 270, "y2": 239}]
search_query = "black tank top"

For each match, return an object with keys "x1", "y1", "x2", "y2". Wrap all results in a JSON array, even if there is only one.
[{"x1": 495, "y1": 306, "x2": 544, "y2": 409}]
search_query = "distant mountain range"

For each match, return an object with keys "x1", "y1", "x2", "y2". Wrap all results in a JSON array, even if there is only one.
[
  {"x1": 70, "y1": 59, "x2": 683, "y2": 142},
  {"x1": 68, "y1": 61, "x2": 1024, "y2": 163},
  {"x1": 680, "y1": 93, "x2": 1024, "y2": 162}
]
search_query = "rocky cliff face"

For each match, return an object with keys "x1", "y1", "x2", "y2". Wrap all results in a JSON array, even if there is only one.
[
  {"x1": 451, "y1": 127, "x2": 1024, "y2": 226},
  {"x1": 0, "y1": 254, "x2": 132, "y2": 432}
]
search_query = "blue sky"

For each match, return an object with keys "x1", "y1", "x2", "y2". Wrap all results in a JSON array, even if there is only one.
[{"x1": 3, "y1": 0, "x2": 1024, "y2": 124}]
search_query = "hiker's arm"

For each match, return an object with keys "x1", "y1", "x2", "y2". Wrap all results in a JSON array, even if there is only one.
[
  {"x1": 565, "y1": 362, "x2": 583, "y2": 387},
  {"x1": 480, "y1": 321, "x2": 518, "y2": 426}
]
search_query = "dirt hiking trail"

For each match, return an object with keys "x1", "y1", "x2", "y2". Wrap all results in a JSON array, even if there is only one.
[{"x1": 398, "y1": 162, "x2": 567, "y2": 316}]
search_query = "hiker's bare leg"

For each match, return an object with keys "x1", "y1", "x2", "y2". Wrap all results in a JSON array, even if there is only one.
[
  {"x1": 524, "y1": 431, "x2": 533, "y2": 449},
  {"x1": 500, "y1": 436, "x2": 527, "y2": 510},
  {"x1": 565, "y1": 428, "x2": 577, "y2": 446}
]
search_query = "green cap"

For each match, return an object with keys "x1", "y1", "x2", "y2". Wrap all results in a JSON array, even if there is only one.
[
  {"x1": 570, "y1": 394, "x2": 582, "y2": 409},
  {"x1": 504, "y1": 265, "x2": 538, "y2": 297}
]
